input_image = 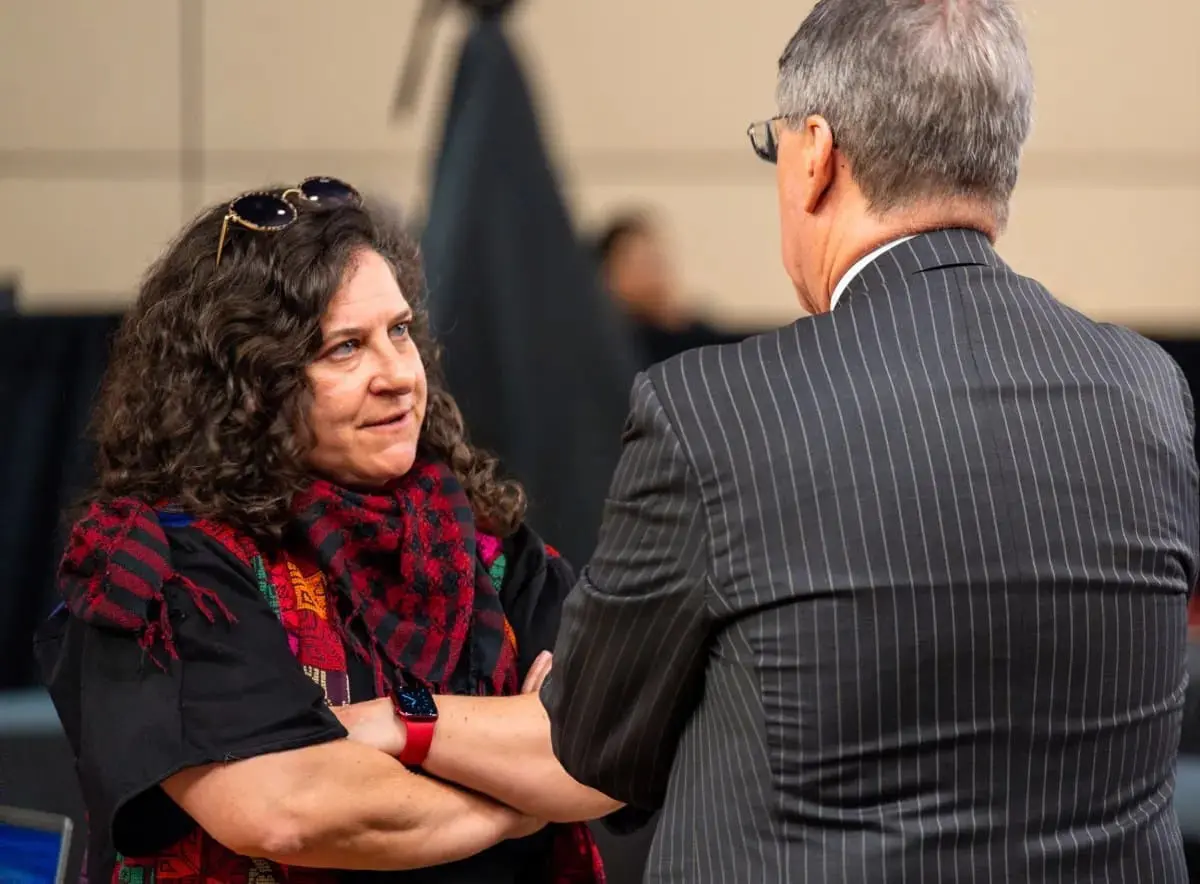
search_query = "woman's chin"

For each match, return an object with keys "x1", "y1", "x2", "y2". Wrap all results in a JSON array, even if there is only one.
[
  {"x1": 369, "y1": 445, "x2": 419, "y2": 484},
  {"x1": 311, "y1": 445, "x2": 419, "y2": 490}
]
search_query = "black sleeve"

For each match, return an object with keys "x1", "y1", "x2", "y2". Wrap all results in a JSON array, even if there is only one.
[
  {"x1": 496, "y1": 524, "x2": 576, "y2": 679},
  {"x1": 1176, "y1": 362, "x2": 1200, "y2": 591},
  {"x1": 35, "y1": 526, "x2": 347, "y2": 859}
]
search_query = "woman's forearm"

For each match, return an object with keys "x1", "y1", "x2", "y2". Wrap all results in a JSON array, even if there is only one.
[
  {"x1": 422, "y1": 692, "x2": 623, "y2": 822},
  {"x1": 164, "y1": 738, "x2": 538, "y2": 870},
  {"x1": 270, "y1": 757, "x2": 535, "y2": 870}
]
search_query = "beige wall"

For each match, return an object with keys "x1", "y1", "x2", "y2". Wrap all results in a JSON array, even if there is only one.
[{"x1": 1, "y1": 0, "x2": 1197, "y2": 331}]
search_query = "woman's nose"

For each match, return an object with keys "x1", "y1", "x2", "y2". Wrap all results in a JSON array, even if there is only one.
[{"x1": 369, "y1": 345, "x2": 416, "y2": 394}]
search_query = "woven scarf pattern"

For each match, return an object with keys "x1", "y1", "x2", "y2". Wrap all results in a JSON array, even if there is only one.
[{"x1": 289, "y1": 458, "x2": 519, "y2": 698}]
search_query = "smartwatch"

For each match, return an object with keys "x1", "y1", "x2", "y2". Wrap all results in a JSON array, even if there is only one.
[{"x1": 393, "y1": 680, "x2": 438, "y2": 767}]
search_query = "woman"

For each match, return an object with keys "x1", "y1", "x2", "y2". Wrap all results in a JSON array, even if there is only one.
[{"x1": 35, "y1": 179, "x2": 618, "y2": 883}]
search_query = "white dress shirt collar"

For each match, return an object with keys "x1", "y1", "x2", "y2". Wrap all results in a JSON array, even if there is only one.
[{"x1": 828, "y1": 235, "x2": 916, "y2": 310}]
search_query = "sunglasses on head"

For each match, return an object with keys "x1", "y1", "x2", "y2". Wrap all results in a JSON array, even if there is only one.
[{"x1": 215, "y1": 176, "x2": 361, "y2": 266}]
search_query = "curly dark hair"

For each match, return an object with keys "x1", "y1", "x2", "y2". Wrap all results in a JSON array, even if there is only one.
[{"x1": 88, "y1": 186, "x2": 525, "y2": 545}]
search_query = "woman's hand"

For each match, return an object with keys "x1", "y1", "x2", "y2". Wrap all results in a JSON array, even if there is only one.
[
  {"x1": 522, "y1": 651, "x2": 553, "y2": 695},
  {"x1": 332, "y1": 698, "x2": 407, "y2": 757}
]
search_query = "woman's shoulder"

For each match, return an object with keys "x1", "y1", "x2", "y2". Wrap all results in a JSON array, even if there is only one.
[
  {"x1": 62, "y1": 497, "x2": 258, "y2": 565},
  {"x1": 490, "y1": 523, "x2": 577, "y2": 606},
  {"x1": 487, "y1": 524, "x2": 577, "y2": 667},
  {"x1": 55, "y1": 499, "x2": 262, "y2": 650},
  {"x1": 154, "y1": 509, "x2": 261, "y2": 575},
  {"x1": 496, "y1": 523, "x2": 565, "y2": 567},
  {"x1": 477, "y1": 523, "x2": 568, "y2": 587}
]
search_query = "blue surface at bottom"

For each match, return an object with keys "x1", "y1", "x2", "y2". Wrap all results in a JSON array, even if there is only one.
[{"x1": 0, "y1": 821, "x2": 64, "y2": 883}]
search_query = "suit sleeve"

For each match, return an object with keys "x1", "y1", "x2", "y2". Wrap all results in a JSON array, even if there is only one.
[{"x1": 540, "y1": 371, "x2": 711, "y2": 810}]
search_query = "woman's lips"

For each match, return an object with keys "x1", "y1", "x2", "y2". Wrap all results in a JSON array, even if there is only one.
[{"x1": 362, "y1": 411, "x2": 411, "y2": 431}]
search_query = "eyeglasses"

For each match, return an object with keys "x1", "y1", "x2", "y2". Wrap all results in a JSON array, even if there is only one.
[
  {"x1": 215, "y1": 176, "x2": 361, "y2": 266},
  {"x1": 747, "y1": 116, "x2": 784, "y2": 164}
]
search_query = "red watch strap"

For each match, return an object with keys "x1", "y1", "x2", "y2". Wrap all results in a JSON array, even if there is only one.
[{"x1": 398, "y1": 718, "x2": 435, "y2": 767}]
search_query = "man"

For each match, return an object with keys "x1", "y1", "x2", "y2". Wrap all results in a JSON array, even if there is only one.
[
  {"x1": 593, "y1": 210, "x2": 748, "y2": 369},
  {"x1": 541, "y1": 0, "x2": 1200, "y2": 881}
]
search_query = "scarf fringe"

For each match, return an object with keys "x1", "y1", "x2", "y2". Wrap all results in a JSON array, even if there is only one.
[
  {"x1": 138, "y1": 602, "x2": 176, "y2": 671},
  {"x1": 134, "y1": 575, "x2": 238, "y2": 671},
  {"x1": 176, "y1": 573, "x2": 237, "y2": 625}
]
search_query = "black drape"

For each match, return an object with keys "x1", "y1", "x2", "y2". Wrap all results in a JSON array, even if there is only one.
[
  {"x1": 421, "y1": 13, "x2": 639, "y2": 568},
  {"x1": 1154, "y1": 337, "x2": 1200, "y2": 467},
  {"x1": 0, "y1": 314, "x2": 119, "y2": 689}
]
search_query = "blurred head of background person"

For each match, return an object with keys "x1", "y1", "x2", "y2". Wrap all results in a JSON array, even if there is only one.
[
  {"x1": 595, "y1": 210, "x2": 684, "y2": 331},
  {"x1": 594, "y1": 209, "x2": 747, "y2": 368},
  {"x1": 36, "y1": 179, "x2": 603, "y2": 882},
  {"x1": 759, "y1": 0, "x2": 1032, "y2": 314}
]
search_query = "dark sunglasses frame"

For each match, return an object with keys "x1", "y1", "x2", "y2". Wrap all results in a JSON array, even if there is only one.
[{"x1": 215, "y1": 176, "x2": 361, "y2": 266}]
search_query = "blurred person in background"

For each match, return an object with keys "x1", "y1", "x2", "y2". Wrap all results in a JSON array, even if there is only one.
[
  {"x1": 594, "y1": 210, "x2": 744, "y2": 369},
  {"x1": 540, "y1": 0, "x2": 1200, "y2": 881},
  {"x1": 34, "y1": 180, "x2": 616, "y2": 884}
]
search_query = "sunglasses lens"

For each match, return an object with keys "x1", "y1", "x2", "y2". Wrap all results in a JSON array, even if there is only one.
[
  {"x1": 298, "y1": 176, "x2": 359, "y2": 206},
  {"x1": 231, "y1": 194, "x2": 296, "y2": 229}
]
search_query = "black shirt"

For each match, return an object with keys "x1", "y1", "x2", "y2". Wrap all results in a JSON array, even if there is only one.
[
  {"x1": 629, "y1": 317, "x2": 749, "y2": 371},
  {"x1": 35, "y1": 522, "x2": 573, "y2": 883}
]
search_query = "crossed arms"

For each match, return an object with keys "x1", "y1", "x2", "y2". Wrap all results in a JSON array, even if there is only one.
[{"x1": 164, "y1": 372, "x2": 711, "y2": 869}]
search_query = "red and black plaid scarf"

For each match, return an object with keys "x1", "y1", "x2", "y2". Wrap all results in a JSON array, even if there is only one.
[{"x1": 289, "y1": 458, "x2": 519, "y2": 699}]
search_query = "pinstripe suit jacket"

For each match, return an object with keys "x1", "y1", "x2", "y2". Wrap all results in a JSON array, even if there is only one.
[{"x1": 542, "y1": 228, "x2": 1200, "y2": 883}]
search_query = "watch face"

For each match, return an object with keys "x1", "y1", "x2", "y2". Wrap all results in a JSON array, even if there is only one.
[{"x1": 395, "y1": 683, "x2": 438, "y2": 719}]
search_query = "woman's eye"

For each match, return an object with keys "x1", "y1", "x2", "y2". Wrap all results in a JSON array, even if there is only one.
[
  {"x1": 391, "y1": 322, "x2": 410, "y2": 340},
  {"x1": 330, "y1": 339, "x2": 358, "y2": 359}
]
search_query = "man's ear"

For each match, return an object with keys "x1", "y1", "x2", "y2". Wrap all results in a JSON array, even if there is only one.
[{"x1": 801, "y1": 115, "x2": 837, "y2": 215}]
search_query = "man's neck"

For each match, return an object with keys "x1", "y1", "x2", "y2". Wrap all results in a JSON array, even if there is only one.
[{"x1": 820, "y1": 201, "x2": 999, "y2": 312}]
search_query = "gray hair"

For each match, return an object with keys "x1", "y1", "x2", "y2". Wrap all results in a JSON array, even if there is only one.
[{"x1": 776, "y1": 0, "x2": 1033, "y2": 226}]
